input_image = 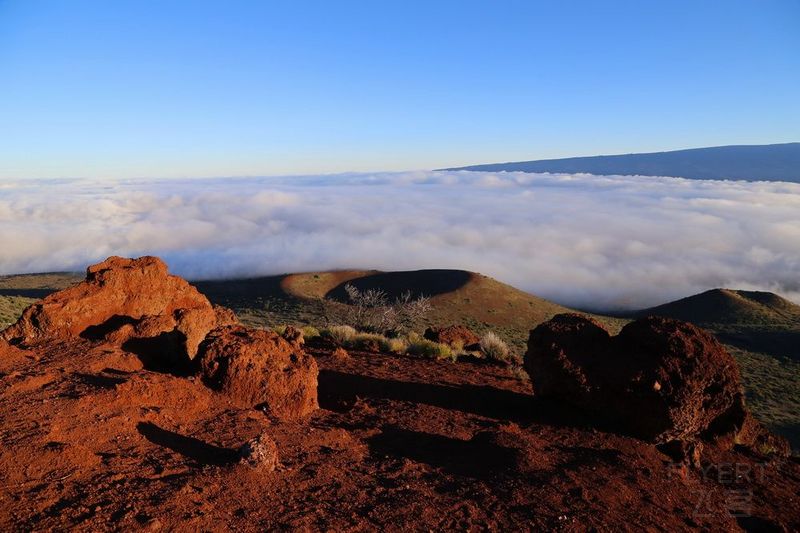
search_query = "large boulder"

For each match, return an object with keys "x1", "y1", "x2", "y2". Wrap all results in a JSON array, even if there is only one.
[
  {"x1": 1, "y1": 256, "x2": 236, "y2": 364},
  {"x1": 198, "y1": 325, "x2": 319, "y2": 420},
  {"x1": 424, "y1": 325, "x2": 480, "y2": 349},
  {"x1": 525, "y1": 314, "x2": 771, "y2": 448}
]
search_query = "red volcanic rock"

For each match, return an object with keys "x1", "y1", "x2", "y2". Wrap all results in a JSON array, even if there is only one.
[
  {"x1": 198, "y1": 325, "x2": 318, "y2": 420},
  {"x1": 238, "y1": 434, "x2": 279, "y2": 471},
  {"x1": 1, "y1": 256, "x2": 231, "y2": 365},
  {"x1": 424, "y1": 325, "x2": 480, "y2": 348},
  {"x1": 281, "y1": 325, "x2": 304, "y2": 349},
  {"x1": 525, "y1": 314, "x2": 778, "y2": 450}
]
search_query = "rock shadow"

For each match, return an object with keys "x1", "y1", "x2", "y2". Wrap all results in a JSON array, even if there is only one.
[
  {"x1": 74, "y1": 372, "x2": 128, "y2": 389},
  {"x1": 121, "y1": 331, "x2": 193, "y2": 375},
  {"x1": 136, "y1": 422, "x2": 237, "y2": 466},
  {"x1": 318, "y1": 369, "x2": 592, "y2": 428},
  {"x1": 367, "y1": 425, "x2": 516, "y2": 478},
  {"x1": 79, "y1": 315, "x2": 137, "y2": 340}
]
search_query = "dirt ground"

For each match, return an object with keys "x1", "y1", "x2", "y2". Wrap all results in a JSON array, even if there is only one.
[{"x1": 0, "y1": 337, "x2": 797, "y2": 531}]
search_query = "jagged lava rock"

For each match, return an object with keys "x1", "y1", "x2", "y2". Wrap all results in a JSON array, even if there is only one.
[
  {"x1": 198, "y1": 325, "x2": 318, "y2": 420},
  {"x1": 424, "y1": 325, "x2": 480, "y2": 348},
  {"x1": 1, "y1": 256, "x2": 235, "y2": 363},
  {"x1": 525, "y1": 314, "x2": 763, "y2": 447},
  {"x1": 281, "y1": 325, "x2": 304, "y2": 349}
]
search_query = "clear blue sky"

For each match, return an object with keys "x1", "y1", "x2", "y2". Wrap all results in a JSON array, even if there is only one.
[{"x1": 1, "y1": 0, "x2": 798, "y2": 179}]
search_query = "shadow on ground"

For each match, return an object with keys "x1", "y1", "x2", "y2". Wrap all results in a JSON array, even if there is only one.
[
  {"x1": 367, "y1": 425, "x2": 516, "y2": 478},
  {"x1": 136, "y1": 422, "x2": 238, "y2": 466},
  {"x1": 318, "y1": 369, "x2": 595, "y2": 429}
]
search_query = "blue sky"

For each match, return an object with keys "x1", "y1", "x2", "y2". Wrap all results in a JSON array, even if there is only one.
[{"x1": 1, "y1": 0, "x2": 798, "y2": 179}]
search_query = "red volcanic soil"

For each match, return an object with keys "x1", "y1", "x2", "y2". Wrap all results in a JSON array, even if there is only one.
[
  {"x1": 0, "y1": 260, "x2": 798, "y2": 531},
  {"x1": 0, "y1": 342, "x2": 797, "y2": 530}
]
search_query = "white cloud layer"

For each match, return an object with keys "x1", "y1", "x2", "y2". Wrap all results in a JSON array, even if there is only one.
[{"x1": 1, "y1": 171, "x2": 799, "y2": 310}]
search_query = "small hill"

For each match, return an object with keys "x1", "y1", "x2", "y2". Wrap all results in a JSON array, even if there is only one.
[
  {"x1": 444, "y1": 142, "x2": 800, "y2": 182},
  {"x1": 196, "y1": 269, "x2": 615, "y2": 354},
  {"x1": 321, "y1": 270, "x2": 580, "y2": 336},
  {"x1": 637, "y1": 288, "x2": 800, "y2": 326}
]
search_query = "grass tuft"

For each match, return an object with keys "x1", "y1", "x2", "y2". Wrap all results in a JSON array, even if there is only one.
[
  {"x1": 320, "y1": 324, "x2": 357, "y2": 345},
  {"x1": 407, "y1": 333, "x2": 454, "y2": 361},
  {"x1": 480, "y1": 331, "x2": 511, "y2": 362}
]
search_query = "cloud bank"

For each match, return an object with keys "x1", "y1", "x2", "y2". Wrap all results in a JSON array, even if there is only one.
[{"x1": 1, "y1": 171, "x2": 799, "y2": 310}]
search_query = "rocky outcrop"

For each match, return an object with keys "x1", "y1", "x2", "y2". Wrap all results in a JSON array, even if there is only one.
[
  {"x1": 2, "y1": 256, "x2": 320, "y2": 420},
  {"x1": 198, "y1": 325, "x2": 319, "y2": 420},
  {"x1": 1, "y1": 256, "x2": 235, "y2": 365},
  {"x1": 424, "y1": 325, "x2": 480, "y2": 349},
  {"x1": 525, "y1": 314, "x2": 785, "y2": 453}
]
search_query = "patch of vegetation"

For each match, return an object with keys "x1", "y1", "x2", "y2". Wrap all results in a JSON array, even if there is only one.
[
  {"x1": 348, "y1": 332, "x2": 389, "y2": 351},
  {"x1": 479, "y1": 331, "x2": 511, "y2": 363},
  {"x1": 0, "y1": 295, "x2": 36, "y2": 329},
  {"x1": 728, "y1": 345, "x2": 800, "y2": 452},
  {"x1": 300, "y1": 325, "x2": 320, "y2": 340},
  {"x1": 384, "y1": 336, "x2": 409, "y2": 354},
  {"x1": 320, "y1": 325, "x2": 357, "y2": 345},
  {"x1": 406, "y1": 334, "x2": 454, "y2": 361},
  {"x1": 338, "y1": 283, "x2": 432, "y2": 333}
]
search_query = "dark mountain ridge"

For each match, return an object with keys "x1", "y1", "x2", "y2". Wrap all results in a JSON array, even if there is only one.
[{"x1": 443, "y1": 142, "x2": 800, "y2": 182}]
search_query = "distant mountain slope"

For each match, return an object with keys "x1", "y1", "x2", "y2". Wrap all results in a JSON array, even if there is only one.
[
  {"x1": 0, "y1": 272, "x2": 81, "y2": 328},
  {"x1": 637, "y1": 288, "x2": 800, "y2": 326},
  {"x1": 635, "y1": 289, "x2": 800, "y2": 362},
  {"x1": 307, "y1": 269, "x2": 583, "y2": 336},
  {"x1": 195, "y1": 269, "x2": 617, "y2": 352},
  {"x1": 443, "y1": 143, "x2": 800, "y2": 182}
]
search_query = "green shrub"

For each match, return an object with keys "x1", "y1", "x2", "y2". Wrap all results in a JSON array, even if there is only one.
[
  {"x1": 407, "y1": 337, "x2": 454, "y2": 361},
  {"x1": 320, "y1": 324, "x2": 357, "y2": 345},
  {"x1": 385, "y1": 337, "x2": 409, "y2": 354},
  {"x1": 300, "y1": 325, "x2": 321, "y2": 339},
  {"x1": 347, "y1": 332, "x2": 389, "y2": 351},
  {"x1": 272, "y1": 324, "x2": 288, "y2": 336},
  {"x1": 480, "y1": 331, "x2": 510, "y2": 362}
]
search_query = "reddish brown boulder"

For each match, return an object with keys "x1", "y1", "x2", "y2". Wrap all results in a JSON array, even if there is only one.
[
  {"x1": 238, "y1": 434, "x2": 279, "y2": 471},
  {"x1": 198, "y1": 325, "x2": 318, "y2": 420},
  {"x1": 281, "y1": 325, "x2": 304, "y2": 349},
  {"x1": 424, "y1": 325, "x2": 480, "y2": 349},
  {"x1": 525, "y1": 314, "x2": 775, "y2": 449},
  {"x1": 1, "y1": 256, "x2": 231, "y2": 364}
]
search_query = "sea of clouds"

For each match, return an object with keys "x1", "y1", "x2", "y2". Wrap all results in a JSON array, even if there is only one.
[{"x1": 1, "y1": 171, "x2": 799, "y2": 310}]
